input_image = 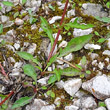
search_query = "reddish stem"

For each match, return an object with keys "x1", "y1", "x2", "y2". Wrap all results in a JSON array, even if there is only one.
[
  {"x1": 0, "y1": 63, "x2": 8, "y2": 79},
  {"x1": 47, "y1": 0, "x2": 69, "y2": 62},
  {"x1": 0, "y1": 91, "x2": 14, "y2": 106}
]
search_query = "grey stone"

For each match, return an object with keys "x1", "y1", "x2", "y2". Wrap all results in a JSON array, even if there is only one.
[
  {"x1": 98, "y1": 62, "x2": 105, "y2": 70},
  {"x1": 49, "y1": 16, "x2": 62, "y2": 24},
  {"x1": 65, "y1": 105, "x2": 79, "y2": 110},
  {"x1": 0, "y1": 15, "x2": 9, "y2": 23},
  {"x1": 95, "y1": 107, "x2": 106, "y2": 110},
  {"x1": 82, "y1": 74, "x2": 110, "y2": 100},
  {"x1": 82, "y1": 3, "x2": 108, "y2": 17},
  {"x1": 63, "y1": 79, "x2": 82, "y2": 96},
  {"x1": 58, "y1": 40, "x2": 68, "y2": 48},
  {"x1": 15, "y1": 18, "x2": 24, "y2": 25},
  {"x1": 105, "y1": 98, "x2": 110, "y2": 110},
  {"x1": 103, "y1": 50, "x2": 110, "y2": 56},
  {"x1": 53, "y1": 33, "x2": 62, "y2": 41},
  {"x1": 67, "y1": 9, "x2": 75, "y2": 18},
  {"x1": 41, "y1": 104, "x2": 55, "y2": 110},
  {"x1": 64, "y1": 53, "x2": 73, "y2": 61},
  {"x1": 73, "y1": 28, "x2": 93, "y2": 37},
  {"x1": 84, "y1": 44, "x2": 101, "y2": 50},
  {"x1": 55, "y1": 80, "x2": 65, "y2": 89}
]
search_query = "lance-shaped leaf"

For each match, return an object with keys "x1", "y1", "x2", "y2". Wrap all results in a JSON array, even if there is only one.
[
  {"x1": 17, "y1": 51, "x2": 33, "y2": 60},
  {"x1": 40, "y1": 16, "x2": 54, "y2": 46},
  {"x1": 95, "y1": 16, "x2": 110, "y2": 23},
  {"x1": 64, "y1": 18, "x2": 94, "y2": 30},
  {"x1": 59, "y1": 67, "x2": 81, "y2": 76},
  {"x1": 12, "y1": 96, "x2": 33, "y2": 109},
  {"x1": 2, "y1": 1, "x2": 14, "y2": 7},
  {"x1": 23, "y1": 64, "x2": 37, "y2": 82},
  {"x1": 59, "y1": 34, "x2": 93, "y2": 57}
]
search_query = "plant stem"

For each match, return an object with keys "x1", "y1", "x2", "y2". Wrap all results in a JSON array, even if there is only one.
[
  {"x1": 0, "y1": 63, "x2": 8, "y2": 79},
  {"x1": 47, "y1": 0, "x2": 69, "y2": 62},
  {"x1": 57, "y1": 57, "x2": 81, "y2": 70},
  {"x1": 0, "y1": 91, "x2": 14, "y2": 106}
]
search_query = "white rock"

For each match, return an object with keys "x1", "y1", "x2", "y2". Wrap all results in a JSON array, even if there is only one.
[
  {"x1": 14, "y1": 62, "x2": 23, "y2": 68},
  {"x1": 57, "y1": 65, "x2": 63, "y2": 69},
  {"x1": 73, "y1": 98, "x2": 81, "y2": 107},
  {"x1": 74, "y1": 90, "x2": 87, "y2": 98},
  {"x1": 56, "y1": 57, "x2": 64, "y2": 64},
  {"x1": 53, "y1": 33, "x2": 62, "y2": 41},
  {"x1": 55, "y1": 80, "x2": 65, "y2": 89},
  {"x1": 31, "y1": 0, "x2": 41, "y2": 7},
  {"x1": 107, "y1": 38, "x2": 110, "y2": 49},
  {"x1": 95, "y1": 107, "x2": 106, "y2": 110},
  {"x1": 84, "y1": 44, "x2": 101, "y2": 50},
  {"x1": 8, "y1": 57, "x2": 15, "y2": 63},
  {"x1": 37, "y1": 76, "x2": 50, "y2": 86},
  {"x1": 48, "y1": 67, "x2": 52, "y2": 71},
  {"x1": 98, "y1": 62, "x2": 105, "y2": 70},
  {"x1": 29, "y1": 99, "x2": 48, "y2": 110},
  {"x1": 59, "y1": 40, "x2": 68, "y2": 48},
  {"x1": 82, "y1": 74, "x2": 110, "y2": 100},
  {"x1": 54, "y1": 97, "x2": 61, "y2": 107},
  {"x1": 31, "y1": 24, "x2": 37, "y2": 30},
  {"x1": 62, "y1": 63, "x2": 69, "y2": 68},
  {"x1": 73, "y1": 28, "x2": 93, "y2": 37},
  {"x1": 15, "y1": 18, "x2": 24, "y2": 25},
  {"x1": 88, "y1": 53, "x2": 99, "y2": 60},
  {"x1": 64, "y1": 53, "x2": 73, "y2": 61},
  {"x1": 92, "y1": 60, "x2": 98, "y2": 66},
  {"x1": 14, "y1": 43, "x2": 20, "y2": 50},
  {"x1": 103, "y1": 50, "x2": 110, "y2": 56},
  {"x1": 107, "y1": 64, "x2": 110, "y2": 70},
  {"x1": 49, "y1": 16, "x2": 62, "y2": 24},
  {"x1": 10, "y1": 68, "x2": 21, "y2": 76},
  {"x1": 67, "y1": 9, "x2": 75, "y2": 18},
  {"x1": 81, "y1": 96, "x2": 97, "y2": 109},
  {"x1": 41, "y1": 104, "x2": 55, "y2": 110},
  {"x1": 0, "y1": 15, "x2": 9, "y2": 23},
  {"x1": 27, "y1": 43, "x2": 36, "y2": 55},
  {"x1": 105, "y1": 57, "x2": 109, "y2": 63},
  {"x1": 65, "y1": 105, "x2": 79, "y2": 110},
  {"x1": 63, "y1": 79, "x2": 82, "y2": 96},
  {"x1": 105, "y1": 98, "x2": 110, "y2": 110},
  {"x1": 6, "y1": 29, "x2": 16, "y2": 36},
  {"x1": 6, "y1": 45, "x2": 15, "y2": 52}
]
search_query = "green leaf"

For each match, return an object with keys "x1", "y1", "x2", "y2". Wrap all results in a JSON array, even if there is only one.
[
  {"x1": 98, "y1": 102, "x2": 106, "y2": 107},
  {"x1": 12, "y1": 96, "x2": 33, "y2": 109},
  {"x1": 46, "y1": 90, "x2": 55, "y2": 98},
  {"x1": 97, "y1": 38, "x2": 105, "y2": 43},
  {"x1": 17, "y1": 51, "x2": 33, "y2": 60},
  {"x1": 0, "y1": 24, "x2": 3, "y2": 34},
  {"x1": 22, "y1": 0, "x2": 27, "y2": 5},
  {"x1": 58, "y1": 67, "x2": 81, "y2": 76},
  {"x1": 75, "y1": 64, "x2": 83, "y2": 70},
  {"x1": 28, "y1": 9, "x2": 32, "y2": 16},
  {"x1": 65, "y1": 18, "x2": 94, "y2": 30},
  {"x1": 54, "y1": 68, "x2": 61, "y2": 81},
  {"x1": 59, "y1": 34, "x2": 93, "y2": 57},
  {"x1": 106, "y1": 2, "x2": 110, "y2": 8},
  {"x1": 2, "y1": 1, "x2": 14, "y2": 7},
  {"x1": 0, "y1": 6, "x2": 2, "y2": 10},
  {"x1": 49, "y1": 4, "x2": 55, "y2": 11},
  {"x1": 45, "y1": 53, "x2": 58, "y2": 71},
  {"x1": 40, "y1": 16, "x2": 54, "y2": 46},
  {"x1": 95, "y1": 16, "x2": 110, "y2": 23},
  {"x1": 41, "y1": 86, "x2": 47, "y2": 90},
  {"x1": 29, "y1": 17, "x2": 37, "y2": 24},
  {"x1": 94, "y1": 31, "x2": 100, "y2": 36},
  {"x1": 86, "y1": 70, "x2": 91, "y2": 74},
  {"x1": 48, "y1": 74, "x2": 57, "y2": 84},
  {"x1": 14, "y1": 12, "x2": 19, "y2": 18},
  {"x1": 80, "y1": 56, "x2": 87, "y2": 65},
  {"x1": 23, "y1": 64, "x2": 37, "y2": 82}
]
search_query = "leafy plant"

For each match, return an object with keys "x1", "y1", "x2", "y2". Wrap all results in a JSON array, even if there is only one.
[
  {"x1": 23, "y1": 64, "x2": 37, "y2": 82},
  {"x1": 95, "y1": 16, "x2": 110, "y2": 23},
  {"x1": 2, "y1": 1, "x2": 14, "y2": 7},
  {"x1": 12, "y1": 96, "x2": 33, "y2": 109},
  {"x1": 28, "y1": 9, "x2": 37, "y2": 24},
  {"x1": 49, "y1": 4, "x2": 55, "y2": 11},
  {"x1": 59, "y1": 34, "x2": 93, "y2": 57},
  {"x1": 0, "y1": 24, "x2": 3, "y2": 34},
  {"x1": 46, "y1": 90, "x2": 55, "y2": 98},
  {"x1": 40, "y1": 16, "x2": 54, "y2": 46},
  {"x1": 64, "y1": 18, "x2": 94, "y2": 30},
  {"x1": 22, "y1": 0, "x2": 27, "y2": 5}
]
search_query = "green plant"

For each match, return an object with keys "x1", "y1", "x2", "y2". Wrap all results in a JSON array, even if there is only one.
[
  {"x1": 0, "y1": 24, "x2": 3, "y2": 34},
  {"x1": 2, "y1": 1, "x2": 14, "y2": 7},
  {"x1": 28, "y1": 9, "x2": 37, "y2": 24},
  {"x1": 22, "y1": 0, "x2": 27, "y2": 5}
]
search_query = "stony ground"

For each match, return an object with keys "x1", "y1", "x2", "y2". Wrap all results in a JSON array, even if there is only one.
[{"x1": 0, "y1": 0, "x2": 110, "y2": 110}]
